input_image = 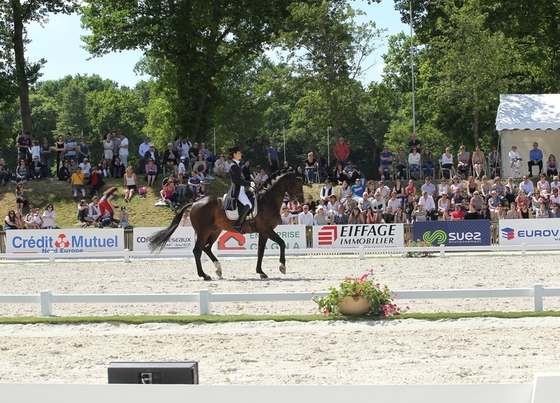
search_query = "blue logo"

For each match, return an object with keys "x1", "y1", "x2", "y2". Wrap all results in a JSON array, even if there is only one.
[{"x1": 501, "y1": 227, "x2": 515, "y2": 241}]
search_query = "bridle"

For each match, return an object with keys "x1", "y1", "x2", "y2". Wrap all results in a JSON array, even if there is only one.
[{"x1": 258, "y1": 172, "x2": 304, "y2": 203}]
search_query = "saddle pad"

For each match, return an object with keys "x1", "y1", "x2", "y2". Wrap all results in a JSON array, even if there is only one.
[{"x1": 224, "y1": 194, "x2": 258, "y2": 220}]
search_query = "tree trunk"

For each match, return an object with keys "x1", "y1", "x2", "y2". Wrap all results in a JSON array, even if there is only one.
[
  {"x1": 473, "y1": 109, "x2": 479, "y2": 146},
  {"x1": 11, "y1": 0, "x2": 33, "y2": 134}
]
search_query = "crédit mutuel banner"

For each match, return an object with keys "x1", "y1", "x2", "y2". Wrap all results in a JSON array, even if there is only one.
[
  {"x1": 134, "y1": 227, "x2": 194, "y2": 255},
  {"x1": 217, "y1": 225, "x2": 307, "y2": 254},
  {"x1": 5, "y1": 229, "x2": 124, "y2": 254},
  {"x1": 499, "y1": 219, "x2": 560, "y2": 246},
  {"x1": 312, "y1": 224, "x2": 404, "y2": 249}
]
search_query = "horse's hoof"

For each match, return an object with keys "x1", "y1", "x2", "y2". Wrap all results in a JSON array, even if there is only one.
[
  {"x1": 215, "y1": 269, "x2": 223, "y2": 279},
  {"x1": 260, "y1": 273, "x2": 268, "y2": 279},
  {"x1": 214, "y1": 262, "x2": 222, "y2": 278},
  {"x1": 279, "y1": 264, "x2": 286, "y2": 274},
  {"x1": 203, "y1": 275, "x2": 212, "y2": 281}
]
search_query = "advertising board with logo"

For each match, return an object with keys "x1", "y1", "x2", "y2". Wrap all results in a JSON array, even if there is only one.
[
  {"x1": 412, "y1": 220, "x2": 491, "y2": 246},
  {"x1": 217, "y1": 225, "x2": 307, "y2": 254},
  {"x1": 312, "y1": 224, "x2": 404, "y2": 249},
  {"x1": 499, "y1": 220, "x2": 560, "y2": 246},
  {"x1": 5, "y1": 229, "x2": 124, "y2": 254},
  {"x1": 133, "y1": 227, "x2": 195, "y2": 254}
]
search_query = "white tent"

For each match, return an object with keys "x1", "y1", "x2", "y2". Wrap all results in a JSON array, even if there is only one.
[{"x1": 495, "y1": 94, "x2": 560, "y2": 178}]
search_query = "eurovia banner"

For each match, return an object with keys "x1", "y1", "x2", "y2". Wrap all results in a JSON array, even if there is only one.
[
  {"x1": 217, "y1": 224, "x2": 307, "y2": 253},
  {"x1": 412, "y1": 220, "x2": 491, "y2": 246},
  {"x1": 498, "y1": 219, "x2": 560, "y2": 246},
  {"x1": 6, "y1": 229, "x2": 124, "y2": 254}
]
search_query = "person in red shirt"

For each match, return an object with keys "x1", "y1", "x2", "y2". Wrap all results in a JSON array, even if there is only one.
[
  {"x1": 450, "y1": 204, "x2": 465, "y2": 220},
  {"x1": 333, "y1": 137, "x2": 350, "y2": 167}
]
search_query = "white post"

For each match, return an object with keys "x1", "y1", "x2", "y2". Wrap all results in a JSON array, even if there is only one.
[
  {"x1": 359, "y1": 246, "x2": 364, "y2": 260},
  {"x1": 123, "y1": 248, "x2": 130, "y2": 263},
  {"x1": 439, "y1": 244, "x2": 445, "y2": 259},
  {"x1": 531, "y1": 373, "x2": 560, "y2": 403},
  {"x1": 40, "y1": 290, "x2": 53, "y2": 317},
  {"x1": 521, "y1": 243, "x2": 526, "y2": 257},
  {"x1": 48, "y1": 251, "x2": 55, "y2": 264},
  {"x1": 199, "y1": 289, "x2": 211, "y2": 315},
  {"x1": 534, "y1": 284, "x2": 544, "y2": 312}
]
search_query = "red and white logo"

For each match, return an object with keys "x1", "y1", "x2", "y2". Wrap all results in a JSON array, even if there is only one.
[
  {"x1": 317, "y1": 226, "x2": 338, "y2": 245},
  {"x1": 54, "y1": 233, "x2": 70, "y2": 248}
]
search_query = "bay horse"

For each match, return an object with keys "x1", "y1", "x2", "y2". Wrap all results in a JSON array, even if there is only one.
[{"x1": 149, "y1": 170, "x2": 304, "y2": 280}]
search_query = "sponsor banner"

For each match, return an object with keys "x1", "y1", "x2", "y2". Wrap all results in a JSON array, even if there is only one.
[
  {"x1": 413, "y1": 220, "x2": 491, "y2": 246},
  {"x1": 133, "y1": 227, "x2": 195, "y2": 254},
  {"x1": 217, "y1": 225, "x2": 307, "y2": 253},
  {"x1": 6, "y1": 229, "x2": 124, "y2": 254},
  {"x1": 312, "y1": 224, "x2": 404, "y2": 248},
  {"x1": 499, "y1": 220, "x2": 560, "y2": 245}
]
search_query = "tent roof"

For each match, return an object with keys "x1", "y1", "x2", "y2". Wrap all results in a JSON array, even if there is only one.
[{"x1": 496, "y1": 94, "x2": 560, "y2": 131}]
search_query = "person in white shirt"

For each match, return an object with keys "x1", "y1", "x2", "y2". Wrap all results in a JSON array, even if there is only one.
[
  {"x1": 420, "y1": 176, "x2": 437, "y2": 198},
  {"x1": 551, "y1": 176, "x2": 560, "y2": 191},
  {"x1": 550, "y1": 188, "x2": 560, "y2": 205},
  {"x1": 320, "y1": 180, "x2": 334, "y2": 202},
  {"x1": 519, "y1": 175, "x2": 535, "y2": 197},
  {"x1": 117, "y1": 132, "x2": 129, "y2": 168},
  {"x1": 509, "y1": 144, "x2": 522, "y2": 174},
  {"x1": 79, "y1": 158, "x2": 91, "y2": 178},
  {"x1": 298, "y1": 205, "x2": 314, "y2": 226},
  {"x1": 418, "y1": 191, "x2": 437, "y2": 220},
  {"x1": 177, "y1": 157, "x2": 188, "y2": 175},
  {"x1": 387, "y1": 191, "x2": 402, "y2": 212}
]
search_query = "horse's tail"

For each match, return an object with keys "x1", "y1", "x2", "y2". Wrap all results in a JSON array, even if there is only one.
[{"x1": 148, "y1": 203, "x2": 193, "y2": 254}]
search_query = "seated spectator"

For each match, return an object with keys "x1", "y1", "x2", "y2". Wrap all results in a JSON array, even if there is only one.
[
  {"x1": 441, "y1": 147, "x2": 456, "y2": 177},
  {"x1": 68, "y1": 158, "x2": 78, "y2": 175},
  {"x1": 480, "y1": 175, "x2": 491, "y2": 201},
  {"x1": 15, "y1": 182, "x2": 28, "y2": 212},
  {"x1": 143, "y1": 143, "x2": 161, "y2": 171},
  {"x1": 376, "y1": 180, "x2": 391, "y2": 200},
  {"x1": 41, "y1": 203, "x2": 56, "y2": 229},
  {"x1": 488, "y1": 145, "x2": 501, "y2": 178},
  {"x1": 88, "y1": 166, "x2": 105, "y2": 197},
  {"x1": 4, "y1": 210, "x2": 17, "y2": 230},
  {"x1": 528, "y1": 141, "x2": 543, "y2": 177},
  {"x1": 339, "y1": 180, "x2": 351, "y2": 200},
  {"x1": 0, "y1": 158, "x2": 10, "y2": 186},
  {"x1": 351, "y1": 178, "x2": 366, "y2": 204},
  {"x1": 493, "y1": 203, "x2": 507, "y2": 221},
  {"x1": 29, "y1": 156, "x2": 44, "y2": 180},
  {"x1": 89, "y1": 196, "x2": 101, "y2": 225},
  {"x1": 404, "y1": 193, "x2": 416, "y2": 222},
  {"x1": 342, "y1": 193, "x2": 357, "y2": 214},
  {"x1": 504, "y1": 177, "x2": 518, "y2": 204},
  {"x1": 470, "y1": 191, "x2": 484, "y2": 211},
  {"x1": 456, "y1": 145, "x2": 470, "y2": 179},
  {"x1": 313, "y1": 206, "x2": 328, "y2": 225},
  {"x1": 516, "y1": 189, "x2": 530, "y2": 208},
  {"x1": 177, "y1": 156, "x2": 188, "y2": 175},
  {"x1": 411, "y1": 202, "x2": 427, "y2": 221},
  {"x1": 188, "y1": 141, "x2": 199, "y2": 167},
  {"x1": 79, "y1": 158, "x2": 91, "y2": 178},
  {"x1": 370, "y1": 191, "x2": 386, "y2": 212},
  {"x1": 466, "y1": 176, "x2": 478, "y2": 201},
  {"x1": 332, "y1": 204, "x2": 348, "y2": 225},
  {"x1": 118, "y1": 206, "x2": 130, "y2": 228},
  {"x1": 175, "y1": 171, "x2": 188, "y2": 200},
  {"x1": 378, "y1": 145, "x2": 394, "y2": 179},
  {"x1": 161, "y1": 174, "x2": 179, "y2": 210},
  {"x1": 344, "y1": 161, "x2": 364, "y2": 184},
  {"x1": 408, "y1": 147, "x2": 421, "y2": 180},
  {"x1": 537, "y1": 173, "x2": 550, "y2": 195},
  {"x1": 421, "y1": 176, "x2": 437, "y2": 198},
  {"x1": 71, "y1": 166, "x2": 86, "y2": 199},
  {"x1": 394, "y1": 205, "x2": 408, "y2": 223},
  {"x1": 213, "y1": 154, "x2": 227, "y2": 177},
  {"x1": 98, "y1": 158, "x2": 111, "y2": 178},
  {"x1": 421, "y1": 147, "x2": 434, "y2": 178},
  {"x1": 464, "y1": 203, "x2": 479, "y2": 220},
  {"x1": 145, "y1": 158, "x2": 158, "y2": 186},
  {"x1": 188, "y1": 171, "x2": 205, "y2": 201},
  {"x1": 472, "y1": 145, "x2": 486, "y2": 180},
  {"x1": 418, "y1": 191, "x2": 438, "y2": 220},
  {"x1": 77, "y1": 199, "x2": 95, "y2": 227},
  {"x1": 509, "y1": 145, "x2": 522, "y2": 175},
  {"x1": 304, "y1": 194, "x2": 317, "y2": 214},
  {"x1": 438, "y1": 177, "x2": 449, "y2": 200},
  {"x1": 333, "y1": 164, "x2": 350, "y2": 185},
  {"x1": 192, "y1": 154, "x2": 207, "y2": 176},
  {"x1": 536, "y1": 201, "x2": 549, "y2": 218},
  {"x1": 406, "y1": 179, "x2": 416, "y2": 196},
  {"x1": 550, "y1": 188, "x2": 560, "y2": 205},
  {"x1": 382, "y1": 206, "x2": 395, "y2": 224},
  {"x1": 450, "y1": 204, "x2": 465, "y2": 220},
  {"x1": 14, "y1": 158, "x2": 29, "y2": 183},
  {"x1": 327, "y1": 194, "x2": 339, "y2": 216},
  {"x1": 393, "y1": 179, "x2": 405, "y2": 204},
  {"x1": 451, "y1": 188, "x2": 466, "y2": 211},
  {"x1": 319, "y1": 180, "x2": 334, "y2": 202},
  {"x1": 14, "y1": 211, "x2": 25, "y2": 229},
  {"x1": 123, "y1": 166, "x2": 138, "y2": 202},
  {"x1": 348, "y1": 206, "x2": 364, "y2": 224},
  {"x1": 58, "y1": 161, "x2": 70, "y2": 182},
  {"x1": 280, "y1": 205, "x2": 295, "y2": 225},
  {"x1": 547, "y1": 154, "x2": 558, "y2": 178},
  {"x1": 253, "y1": 168, "x2": 269, "y2": 186},
  {"x1": 437, "y1": 193, "x2": 451, "y2": 221},
  {"x1": 298, "y1": 204, "x2": 314, "y2": 226},
  {"x1": 387, "y1": 191, "x2": 402, "y2": 212},
  {"x1": 112, "y1": 156, "x2": 125, "y2": 178},
  {"x1": 304, "y1": 152, "x2": 318, "y2": 183},
  {"x1": 519, "y1": 175, "x2": 535, "y2": 197},
  {"x1": 505, "y1": 202, "x2": 519, "y2": 219},
  {"x1": 552, "y1": 176, "x2": 560, "y2": 191},
  {"x1": 395, "y1": 148, "x2": 407, "y2": 180},
  {"x1": 163, "y1": 142, "x2": 180, "y2": 175},
  {"x1": 492, "y1": 176, "x2": 505, "y2": 200},
  {"x1": 241, "y1": 159, "x2": 250, "y2": 180},
  {"x1": 25, "y1": 206, "x2": 43, "y2": 229},
  {"x1": 518, "y1": 202, "x2": 532, "y2": 218},
  {"x1": 550, "y1": 203, "x2": 560, "y2": 218}
]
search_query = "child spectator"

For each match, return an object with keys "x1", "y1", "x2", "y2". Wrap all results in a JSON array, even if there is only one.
[
  {"x1": 118, "y1": 206, "x2": 130, "y2": 228},
  {"x1": 30, "y1": 139, "x2": 40, "y2": 161},
  {"x1": 30, "y1": 156, "x2": 44, "y2": 180}
]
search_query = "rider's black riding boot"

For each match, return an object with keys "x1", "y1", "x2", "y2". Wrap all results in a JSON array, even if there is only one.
[{"x1": 234, "y1": 204, "x2": 251, "y2": 234}]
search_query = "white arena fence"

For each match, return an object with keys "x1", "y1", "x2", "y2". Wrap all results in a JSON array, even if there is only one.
[
  {"x1": 0, "y1": 372, "x2": 559, "y2": 403},
  {"x1": 2, "y1": 283, "x2": 560, "y2": 317}
]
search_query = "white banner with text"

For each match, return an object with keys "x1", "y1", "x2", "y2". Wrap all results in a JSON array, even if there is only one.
[
  {"x1": 499, "y1": 219, "x2": 560, "y2": 246},
  {"x1": 312, "y1": 224, "x2": 404, "y2": 249}
]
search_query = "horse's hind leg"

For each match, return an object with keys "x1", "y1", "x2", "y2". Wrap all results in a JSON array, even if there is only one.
[
  {"x1": 265, "y1": 229, "x2": 287, "y2": 274},
  {"x1": 202, "y1": 230, "x2": 223, "y2": 279}
]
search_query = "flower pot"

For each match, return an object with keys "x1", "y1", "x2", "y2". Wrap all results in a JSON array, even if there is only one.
[{"x1": 338, "y1": 296, "x2": 370, "y2": 316}]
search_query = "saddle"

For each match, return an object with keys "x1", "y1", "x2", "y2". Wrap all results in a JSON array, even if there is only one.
[{"x1": 224, "y1": 192, "x2": 258, "y2": 221}]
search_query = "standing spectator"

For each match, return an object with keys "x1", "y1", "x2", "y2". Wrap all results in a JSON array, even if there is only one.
[
  {"x1": 407, "y1": 132, "x2": 421, "y2": 153},
  {"x1": 16, "y1": 131, "x2": 31, "y2": 164},
  {"x1": 546, "y1": 154, "x2": 558, "y2": 178},
  {"x1": 188, "y1": 141, "x2": 199, "y2": 167},
  {"x1": 408, "y1": 147, "x2": 421, "y2": 180},
  {"x1": 333, "y1": 137, "x2": 350, "y2": 167},
  {"x1": 378, "y1": 145, "x2": 394, "y2": 180},
  {"x1": 4, "y1": 210, "x2": 17, "y2": 230},
  {"x1": 64, "y1": 132, "x2": 77, "y2": 163},
  {"x1": 488, "y1": 145, "x2": 501, "y2": 178},
  {"x1": 0, "y1": 158, "x2": 10, "y2": 186},
  {"x1": 15, "y1": 183, "x2": 28, "y2": 212},
  {"x1": 138, "y1": 137, "x2": 151, "y2": 174},
  {"x1": 123, "y1": 166, "x2": 138, "y2": 202},
  {"x1": 117, "y1": 132, "x2": 129, "y2": 168},
  {"x1": 528, "y1": 141, "x2": 543, "y2": 177},
  {"x1": 40, "y1": 137, "x2": 53, "y2": 177},
  {"x1": 111, "y1": 131, "x2": 120, "y2": 163},
  {"x1": 77, "y1": 136, "x2": 90, "y2": 163},
  {"x1": 421, "y1": 146, "x2": 434, "y2": 179},
  {"x1": 58, "y1": 161, "x2": 70, "y2": 182},
  {"x1": 14, "y1": 159, "x2": 29, "y2": 183},
  {"x1": 102, "y1": 132, "x2": 113, "y2": 165},
  {"x1": 456, "y1": 145, "x2": 470, "y2": 179},
  {"x1": 29, "y1": 156, "x2": 44, "y2": 180},
  {"x1": 71, "y1": 166, "x2": 87, "y2": 199},
  {"x1": 88, "y1": 166, "x2": 105, "y2": 196},
  {"x1": 267, "y1": 140, "x2": 279, "y2": 173},
  {"x1": 55, "y1": 135, "x2": 65, "y2": 172},
  {"x1": 241, "y1": 160, "x2": 251, "y2": 181},
  {"x1": 472, "y1": 145, "x2": 486, "y2": 180},
  {"x1": 30, "y1": 139, "x2": 40, "y2": 161},
  {"x1": 41, "y1": 203, "x2": 56, "y2": 229},
  {"x1": 112, "y1": 156, "x2": 125, "y2": 178},
  {"x1": 395, "y1": 147, "x2": 407, "y2": 180},
  {"x1": 180, "y1": 136, "x2": 192, "y2": 160},
  {"x1": 509, "y1": 145, "x2": 522, "y2": 175},
  {"x1": 145, "y1": 158, "x2": 158, "y2": 186}
]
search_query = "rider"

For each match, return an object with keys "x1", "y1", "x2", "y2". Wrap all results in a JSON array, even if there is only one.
[{"x1": 222, "y1": 146, "x2": 254, "y2": 233}]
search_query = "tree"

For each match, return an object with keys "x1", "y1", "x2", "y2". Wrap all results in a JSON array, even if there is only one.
[
  {"x1": 80, "y1": 0, "x2": 310, "y2": 141},
  {"x1": 0, "y1": 0, "x2": 76, "y2": 134}
]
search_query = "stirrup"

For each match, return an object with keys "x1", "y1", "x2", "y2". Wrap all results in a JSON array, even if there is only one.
[{"x1": 234, "y1": 225, "x2": 244, "y2": 234}]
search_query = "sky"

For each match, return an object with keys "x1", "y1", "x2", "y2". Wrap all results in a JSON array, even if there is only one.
[{"x1": 26, "y1": 2, "x2": 409, "y2": 88}]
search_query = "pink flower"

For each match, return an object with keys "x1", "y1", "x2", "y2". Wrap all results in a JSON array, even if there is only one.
[
  {"x1": 311, "y1": 291, "x2": 315, "y2": 296},
  {"x1": 323, "y1": 309, "x2": 329, "y2": 315}
]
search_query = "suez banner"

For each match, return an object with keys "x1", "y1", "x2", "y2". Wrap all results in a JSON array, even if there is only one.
[
  {"x1": 412, "y1": 220, "x2": 491, "y2": 247},
  {"x1": 499, "y1": 220, "x2": 560, "y2": 246},
  {"x1": 134, "y1": 227, "x2": 194, "y2": 255},
  {"x1": 312, "y1": 224, "x2": 404, "y2": 248},
  {"x1": 217, "y1": 225, "x2": 307, "y2": 253},
  {"x1": 5, "y1": 229, "x2": 124, "y2": 254}
]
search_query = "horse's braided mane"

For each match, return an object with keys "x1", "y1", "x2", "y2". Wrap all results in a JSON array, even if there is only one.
[{"x1": 259, "y1": 169, "x2": 293, "y2": 191}]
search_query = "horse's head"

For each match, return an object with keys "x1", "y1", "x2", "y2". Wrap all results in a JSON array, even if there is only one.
[{"x1": 282, "y1": 170, "x2": 304, "y2": 204}]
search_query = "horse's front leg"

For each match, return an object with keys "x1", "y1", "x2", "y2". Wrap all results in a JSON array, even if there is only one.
[
  {"x1": 266, "y1": 229, "x2": 286, "y2": 274},
  {"x1": 256, "y1": 234, "x2": 269, "y2": 279},
  {"x1": 202, "y1": 230, "x2": 222, "y2": 278}
]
